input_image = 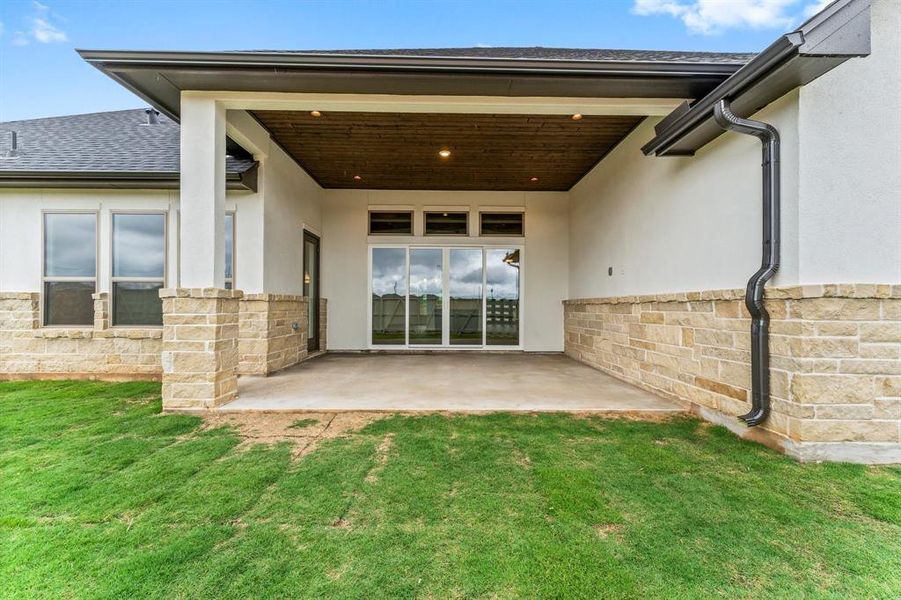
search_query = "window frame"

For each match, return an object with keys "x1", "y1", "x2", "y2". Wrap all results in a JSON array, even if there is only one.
[
  {"x1": 368, "y1": 210, "x2": 414, "y2": 236},
  {"x1": 423, "y1": 211, "x2": 470, "y2": 236},
  {"x1": 41, "y1": 210, "x2": 100, "y2": 328},
  {"x1": 225, "y1": 210, "x2": 236, "y2": 290},
  {"x1": 479, "y1": 211, "x2": 525, "y2": 237},
  {"x1": 109, "y1": 210, "x2": 168, "y2": 328}
]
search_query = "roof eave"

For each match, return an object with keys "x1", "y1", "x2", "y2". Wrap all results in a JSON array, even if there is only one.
[
  {"x1": 642, "y1": 0, "x2": 871, "y2": 157},
  {"x1": 77, "y1": 49, "x2": 747, "y2": 122}
]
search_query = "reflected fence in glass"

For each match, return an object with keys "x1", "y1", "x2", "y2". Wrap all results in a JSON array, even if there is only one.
[
  {"x1": 449, "y1": 248, "x2": 482, "y2": 345},
  {"x1": 408, "y1": 248, "x2": 443, "y2": 345},
  {"x1": 486, "y1": 249, "x2": 520, "y2": 346},
  {"x1": 371, "y1": 247, "x2": 407, "y2": 345}
]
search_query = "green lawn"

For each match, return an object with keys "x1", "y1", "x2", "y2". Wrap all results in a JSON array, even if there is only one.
[{"x1": 1, "y1": 381, "x2": 899, "y2": 599}]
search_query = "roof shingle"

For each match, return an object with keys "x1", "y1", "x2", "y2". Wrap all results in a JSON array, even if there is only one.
[{"x1": 0, "y1": 109, "x2": 254, "y2": 175}]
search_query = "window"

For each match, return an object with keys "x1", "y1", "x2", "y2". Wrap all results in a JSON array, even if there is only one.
[
  {"x1": 43, "y1": 212, "x2": 97, "y2": 326},
  {"x1": 369, "y1": 211, "x2": 413, "y2": 235},
  {"x1": 225, "y1": 212, "x2": 235, "y2": 289},
  {"x1": 480, "y1": 212, "x2": 524, "y2": 236},
  {"x1": 175, "y1": 210, "x2": 236, "y2": 288},
  {"x1": 111, "y1": 213, "x2": 166, "y2": 326},
  {"x1": 424, "y1": 211, "x2": 468, "y2": 235}
]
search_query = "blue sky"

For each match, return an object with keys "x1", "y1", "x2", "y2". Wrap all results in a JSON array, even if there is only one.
[{"x1": 0, "y1": 0, "x2": 829, "y2": 122}]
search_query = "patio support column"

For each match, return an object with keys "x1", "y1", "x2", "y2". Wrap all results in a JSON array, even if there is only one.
[
  {"x1": 179, "y1": 94, "x2": 226, "y2": 289},
  {"x1": 161, "y1": 95, "x2": 237, "y2": 411}
]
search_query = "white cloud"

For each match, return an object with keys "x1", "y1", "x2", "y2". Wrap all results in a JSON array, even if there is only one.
[
  {"x1": 5, "y1": 1, "x2": 68, "y2": 45},
  {"x1": 31, "y1": 16, "x2": 67, "y2": 43},
  {"x1": 632, "y1": 0, "x2": 831, "y2": 35}
]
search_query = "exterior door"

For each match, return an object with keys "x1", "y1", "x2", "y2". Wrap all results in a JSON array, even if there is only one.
[
  {"x1": 303, "y1": 231, "x2": 320, "y2": 351},
  {"x1": 370, "y1": 246, "x2": 521, "y2": 348}
]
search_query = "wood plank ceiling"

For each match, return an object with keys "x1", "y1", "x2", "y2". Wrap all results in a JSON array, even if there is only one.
[{"x1": 251, "y1": 111, "x2": 643, "y2": 191}]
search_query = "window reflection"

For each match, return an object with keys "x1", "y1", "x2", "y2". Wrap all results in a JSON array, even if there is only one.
[
  {"x1": 113, "y1": 214, "x2": 165, "y2": 278},
  {"x1": 44, "y1": 213, "x2": 96, "y2": 278},
  {"x1": 486, "y1": 249, "x2": 520, "y2": 345},
  {"x1": 449, "y1": 248, "x2": 482, "y2": 345},
  {"x1": 408, "y1": 248, "x2": 443, "y2": 344},
  {"x1": 371, "y1": 248, "x2": 407, "y2": 345}
]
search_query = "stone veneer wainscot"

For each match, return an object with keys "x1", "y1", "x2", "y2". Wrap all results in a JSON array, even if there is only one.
[{"x1": 564, "y1": 284, "x2": 901, "y2": 463}]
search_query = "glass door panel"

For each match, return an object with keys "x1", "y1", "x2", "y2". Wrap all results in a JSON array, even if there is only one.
[
  {"x1": 449, "y1": 248, "x2": 483, "y2": 345},
  {"x1": 486, "y1": 248, "x2": 520, "y2": 345},
  {"x1": 371, "y1": 247, "x2": 407, "y2": 345},
  {"x1": 408, "y1": 248, "x2": 443, "y2": 345}
]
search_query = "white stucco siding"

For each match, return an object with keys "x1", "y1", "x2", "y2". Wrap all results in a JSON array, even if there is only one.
[
  {"x1": 0, "y1": 188, "x2": 261, "y2": 293},
  {"x1": 568, "y1": 92, "x2": 801, "y2": 299},
  {"x1": 797, "y1": 0, "x2": 901, "y2": 284},
  {"x1": 260, "y1": 141, "x2": 324, "y2": 295},
  {"x1": 321, "y1": 189, "x2": 569, "y2": 351}
]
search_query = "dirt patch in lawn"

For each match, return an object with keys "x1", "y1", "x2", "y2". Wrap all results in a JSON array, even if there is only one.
[{"x1": 201, "y1": 411, "x2": 389, "y2": 459}]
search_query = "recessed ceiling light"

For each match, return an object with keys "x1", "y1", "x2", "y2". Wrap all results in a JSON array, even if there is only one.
[
  {"x1": 438, "y1": 148, "x2": 451, "y2": 158},
  {"x1": 310, "y1": 110, "x2": 322, "y2": 117},
  {"x1": 353, "y1": 175, "x2": 362, "y2": 181},
  {"x1": 530, "y1": 177, "x2": 539, "y2": 182},
  {"x1": 571, "y1": 113, "x2": 583, "y2": 121}
]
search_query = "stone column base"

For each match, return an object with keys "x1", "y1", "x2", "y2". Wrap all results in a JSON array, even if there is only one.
[{"x1": 161, "y1": 288, "x2": 242, "y2": 410}]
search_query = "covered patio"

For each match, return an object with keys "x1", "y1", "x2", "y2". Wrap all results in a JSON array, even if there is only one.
[{"x1": 221, "y1": 353, "x2": 682, "y2": 413}]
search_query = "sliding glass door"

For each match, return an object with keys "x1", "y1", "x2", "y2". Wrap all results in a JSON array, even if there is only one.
[{"x1": 370, "y1": 246, "x2": 520, "y2": 348}]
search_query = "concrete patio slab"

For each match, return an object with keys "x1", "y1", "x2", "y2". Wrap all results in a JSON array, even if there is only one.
[{"x1": 220, "y1": 353, "x2": 684, "y2": 413}]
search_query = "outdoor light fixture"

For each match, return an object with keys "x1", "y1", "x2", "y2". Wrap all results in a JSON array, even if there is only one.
[
  {"x1": 310, "y1": 110, "x2": 322, "y2": 117},
  {"x1": 353, "y1": 175, "x2": 362, "y2": 181},
  {"x1": 438, "y1": 148, "x2": 451, "y2": 158},
  {"x1": 530, "y1": 176, "x2": 539, "y2": 182},
  {"x1": 571, "y1": 113, "x2": 583, "y2": 121}
]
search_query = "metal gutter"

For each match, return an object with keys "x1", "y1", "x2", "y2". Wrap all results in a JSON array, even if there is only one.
[
  {"x1": 0, "y1": 167, "x2": 257, "y2": 191},
  {"x1": 714, "y1": 100, "x2": 780, "y2": 427},
  {"x1": 642, "y1": 0, "x2": 870, "y2": 156},
  {"x1": 77, "y1": 49, "x2": 745, "y2": 77}
]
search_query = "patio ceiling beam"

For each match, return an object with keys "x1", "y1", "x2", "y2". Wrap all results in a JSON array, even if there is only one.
[{"x1": 194, "y1": 92, "x2": 683, "y2": 118}]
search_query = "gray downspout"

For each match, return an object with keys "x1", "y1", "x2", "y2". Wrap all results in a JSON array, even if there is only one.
[{"x1": 713, "y1": 99, "x2": 780, "y2": 427}]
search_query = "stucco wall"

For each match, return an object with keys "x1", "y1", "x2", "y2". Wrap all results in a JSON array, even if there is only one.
[
  {"x1": 568, "y1": 92, "x2": 801, "y2": 300},
  {"x1": 796, "y1": 0, "x2": 901, "y2": 285},
  {"x1": 260, "y1": 141, "x2": 324, "y2": 295},
  {"x1": 321, "y1": 189, "x2": 569, "y2": 351}
]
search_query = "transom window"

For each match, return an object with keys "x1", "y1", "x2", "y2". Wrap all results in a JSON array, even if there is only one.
[
  {"x1": 111, "y1": 213, "x2": 166, "y2": 326},
  {"x1": 369, "y1": 211, "x2": 412, "y2": 235},
  {"x1": 480, "y1": 212, "x2": 524, "y2": 236},
  {"x1": 43, "y1": 212, "x2": 97, "y2": 326},
  {"x1": 424, "y1": 211, "x2": 468, "y2": 236}
]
